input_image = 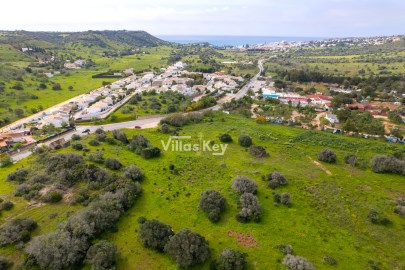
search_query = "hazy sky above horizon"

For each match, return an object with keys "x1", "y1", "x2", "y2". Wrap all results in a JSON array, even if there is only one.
[{"x1": 1, "y1": 0, "x2": 404, "y2": 37}]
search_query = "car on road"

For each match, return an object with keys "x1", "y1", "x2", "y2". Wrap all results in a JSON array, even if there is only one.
[
  {"x1": 82, "y1": 129, "x2": 90, "y2": 133},
  {"x1": 134, "y1": 126, "x2": 142, "y2": 129}
]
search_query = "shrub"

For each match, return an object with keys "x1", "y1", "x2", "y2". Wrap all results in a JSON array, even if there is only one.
[
  {"x1": 370, "y1": 155, "x2": 405, "y2": 176},
  {"x1": 0, "y1": 255, "x2": 11, "y2": 270},
  {"x1": 164, "y1": 228, "x2": 210, "y2": 268},
  {"x1": 43, "y1": 191, "x2": 63, "y2": 203},
  {"x1": 248, "y1": 145, "x2": 268, "y2": 158},
  {"x1": 238, "y1": 135, "x2": 252, "y2": 147},
  {"x1": 344, "y1": 154, "x2": 357, "y2": 167},
  {"x1": 159, "y1": 123, "x2": 170, "y2": 133},
  {"x1": 282, "y1": 254, "x2": 316, "y2": 270},
  {"x1": 127, "y1": 135, "x2": 150, "y2": 154},
  {"x1": 6, "y1": 168, "x2": 29, "y2": 183},
  {"x1": 324, "y1": 255, "x2": 337, "y2": 265},
  {"x1": 71, "y1": 143, "x2": 83, "y2": 150},
  {"x1": 104, "y1": 158, "x2": 122, "y2": 170},
  {"x1": 71, "y1": 134, "x2": 81, "y2": 141},
  {"x1": 267, "y1": 171, "x2": 287, "y2": 189},
  {"x1": 219, "y1": 133, "x2": 233, "y2": 143},
  {"x1": 95, "y1": 128, "x2": 104, "y2": 134},
  {"x1": 394, "y1": 205, "x2": 405, "y2": 217},
  {"x1": 213, "y1": 249, "x2": 247, "y2": 270},
  {"x1": 105, "y1": 137, "x2": 116, "y2": 145},
  {"x1": 367, "y1": 209, "x2": 380, "y2": 224},
  {"x1": 96, "y1": 133, "x2": 107, "y2": 142},
  {"x1": 0, "y1": 201, "x2": 14, "y2": 211},
  {"x1": 26, "y1": 230, "x2": 89, "y2": 270},
  {"x1": 139, "y1": 219, "x2": 174, "y2": 252},
  {"x1": 367, "y1": 209, "x2": 392, "y2": 225},
  {"x1": 280, "y1": 192, "x2": 291, "y2": 207},
  {"x1": 88, "y1": 139, "x2": 100, "y2": 146},
  {"x1": 141, "y1": 147, "x2": 161, "y2": 159},
  {"x1": 88, "y1": 151, "x2": 104, "y2": 164},
  {"x1": 199, "y1": 190, "x2": 227, "y2": 222},
  {"x1": 112, "y1": 130, "x2": 128, "y2": 144},
  {"x1": 123, "y1": 165, "x2": 144, "y2": 182},
  {"x1": 318, "y1": 149, "x2": 336, "y2": 163},
  {"x1": 276, "y1": 244, "x2": 294, "y2": 255},
  {"x1": 231, "y1": 176, "x2": 257, "y2": 195},
  {"x1": 0, "y1": 218, "x2": 37, "y2": 246},
  {"x1": 86, "y1": 240, "x2": 117, "y2": 270},
  {"x1": 236, "y1": 193, "x2": 262, "y2": 223},
  {"x1": 0, "y1": 156, "x2": 12, "y2": 168}
]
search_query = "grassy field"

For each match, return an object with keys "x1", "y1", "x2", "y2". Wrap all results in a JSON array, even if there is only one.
[{"x1": 0, "y1": 113, "x2": 404, "y2": 269}]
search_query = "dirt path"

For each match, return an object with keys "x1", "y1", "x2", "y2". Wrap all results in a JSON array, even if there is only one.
[{"x1": 308, "y1": 156, "x2": 332, "y2": 176}]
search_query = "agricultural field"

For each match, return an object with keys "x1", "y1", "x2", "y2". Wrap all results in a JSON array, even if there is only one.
[{"x1": 1, "y1": 112, "x2": 404, "y2": 269}]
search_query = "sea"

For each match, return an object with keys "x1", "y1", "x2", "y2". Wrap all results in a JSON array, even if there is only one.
[{"x1": 157, "y1": 35, "x2": 327, "y2": 47}]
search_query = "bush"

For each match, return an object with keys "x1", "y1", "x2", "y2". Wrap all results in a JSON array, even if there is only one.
[
  {"x1": 88, "y1": 150, "x2": 104, "y2": 164},
  {"x1": 0, "y1": 255, "x2": 11, "y2": 270},
  {"x1": 71, "y1": 134, "x2": 81, "y2": 141},
  {"x1": 159, "y1": 123, "x2": 170, "y2": 133},
  {"x1": 86, "y1": 240, "x2": 117, "y2": 270},
  {"x1": 276, "y1": 244, "x2": 294, "y2": 255},
  {"x1": 164, "y1": 228, "x2": 210, "y2": 268},
  {"x1": 248, "y1": 145, "x2": 268, "y2": 158},
  {"x1": 324, "y1": 255, "x2": 337, "y2": 265},
  {"x1": 0, "y1": 201, "x2": 14, "y2": 211},
  {"x1": 231, "y1": 176, "x2": 257, "y2": 195},
  {"x1": 123, "y1": 165, "x2": 144, "y2": 182},
  {"x1": 394, "y1": 205, "x2": 405, "y2": 217},
  {"x1": 219, "y1": 133, "x2": 232, "y2": 143},
  {"x1": 26, "y1": 230, "x2": 89, "y2": 270},
  {"x1": 280, "y1": 192, "x2": 291, "y2": 207},
  {"x1": 199, "y1": 190, "x2": 227, "y2": 222},
  {"x1": 344, "y1": 154, "x2": 357, "y2": 167},
  {"x1": 43, "y1": 191, "x2": 63, "y2": 203},
  {"x1": 318, "y1": 149, "x2": 336, "y2": 163},
  {"x1": 104, "y1": 158, "x2": 122, "y2": 170},
  {"x1": 370, "y1": 155, "x2": 405, "y2": 175},
  {"x1": 267, "y1": 171, "x2": 287, "y2": 189},
  {"x1": 141, "y1": 147, "x2": 161, "y2": 159},
  {"x1": 139, "y1": 219, "x2": 174, "y2": 252},
  {"x1": 0, "y1": 218, "x2": 37, "y2": 246},
  {"x1": 282, "y1": 254, "x2": 316, "y2": 270},
  {"x1": 127, "y1": 135, "x2": 150, "y2": 154},
  {"x1": 112, "y1": 130, "x2": 128, "y2": 144},
  {"x1": 238, "y1": 135, "x2": 252, "y2": 147},
  {"x1": 367, "y1": 209, "x2": 392, "y2": 225},
  {"x1": 0, "y1": 156, "x2": 12, "y2": 168},
  {"x1": 236, "y1": 193, "x2": 262, "y2": 223},
  {"x1": 72, "y1": 143, "x2": 83, "y2": 151},
  {"x1": 88, "y1": 139, "x2": 100, "y2": 146},
  {"x1": 213, "y1": 249, "x2": 247, "y2": 270},
  {"x1": 6, "y1": 168, "x2": 29, "y2": 183}
]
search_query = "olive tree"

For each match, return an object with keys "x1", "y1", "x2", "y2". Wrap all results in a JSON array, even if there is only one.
[
  {"x1": 199, "y1": 190, "x2": 227, "y2": 222},
  {"x1": 231, "y1": 176, "x2": 257, "y2": 195},
  {"x1": 139, "y1": 219, "x2": 174, "y2": 252},
  {"x1": 164, "y1": 228, "x2": 210, "y2": 268}
]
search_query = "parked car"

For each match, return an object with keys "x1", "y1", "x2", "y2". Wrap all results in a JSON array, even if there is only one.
[
  {"x1": 82, "y1": 129, "x2": 90, "y2": 133},
  {"x1": 134, "y1": 126, "x2": 142, "y2": 129}
]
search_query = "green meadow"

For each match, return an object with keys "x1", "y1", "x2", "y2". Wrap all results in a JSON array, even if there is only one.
[{"x1": 0, "y1": 113, "x2": 404, "y2": 269}]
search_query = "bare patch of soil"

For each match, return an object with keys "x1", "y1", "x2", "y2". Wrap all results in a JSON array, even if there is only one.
[{"x1": 227, "y1": 230, "x2": 258, "y2": 248}]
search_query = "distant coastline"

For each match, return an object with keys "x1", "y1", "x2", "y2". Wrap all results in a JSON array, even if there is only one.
[{"x1": 157, "y1": 35, "x2": 328, "y2": 46}]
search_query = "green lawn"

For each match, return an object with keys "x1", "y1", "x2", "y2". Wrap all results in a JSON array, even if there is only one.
[{"x1": 1, "y1": 113, "x2": 404, "y2": 269}]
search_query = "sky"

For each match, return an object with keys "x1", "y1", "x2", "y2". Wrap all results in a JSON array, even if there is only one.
[{"x1": 1, "y1": 0, "x2": 404, "y2": 37}]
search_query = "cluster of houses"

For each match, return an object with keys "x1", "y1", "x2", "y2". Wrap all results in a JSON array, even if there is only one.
[
  {"x1": 64, "y1": 59, "x2": 87, "y2": 69},
  {"x1": 0, "y1": 131, "x2": 36, "y2": 153}
]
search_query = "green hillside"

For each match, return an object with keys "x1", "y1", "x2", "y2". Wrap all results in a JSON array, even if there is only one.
[{"x1": 0, "y1": 112, "x2": 404, "y2": 269}]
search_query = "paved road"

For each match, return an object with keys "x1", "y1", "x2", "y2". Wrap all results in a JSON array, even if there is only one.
[{"x1": 10, "y1": 60, "x2": 265, "y2": 162}]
